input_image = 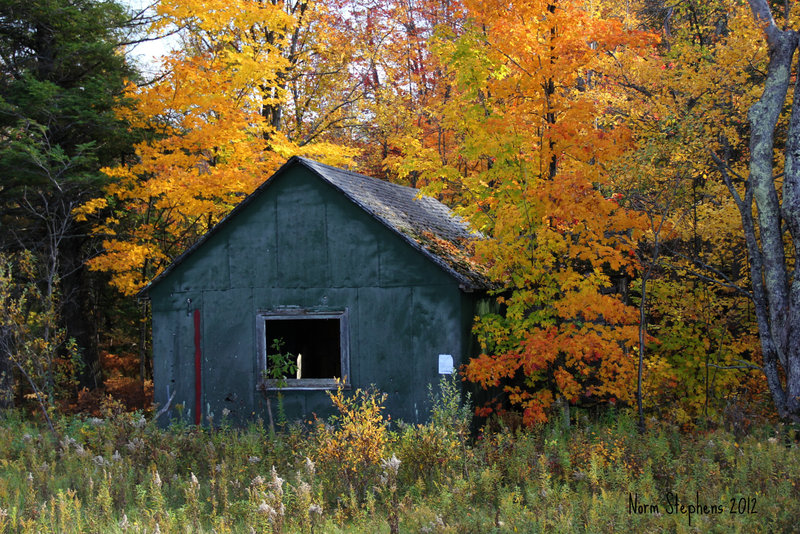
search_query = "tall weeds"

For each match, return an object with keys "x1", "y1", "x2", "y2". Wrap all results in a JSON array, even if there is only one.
[{"x1": 0, "y1": 386, "x2": 798, "y2": 533}]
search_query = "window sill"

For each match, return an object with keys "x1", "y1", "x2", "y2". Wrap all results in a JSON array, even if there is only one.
[{"x1": 258, "y1": 378, "x2": 350, "y2": 391}]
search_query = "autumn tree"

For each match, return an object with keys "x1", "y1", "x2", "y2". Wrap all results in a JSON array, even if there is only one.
[
  {"x1": 602, "y1": 0, "x2": 767, "y2": 428},
  {"x1": 341, "y1": 0, "x2": 467, "y2": 183},
  {"x1": 395, "y1": 0, "x2": 656, "y2": 425},
  {"x1": 79, "y1": 0, "x2": 364, "y2": 296}
]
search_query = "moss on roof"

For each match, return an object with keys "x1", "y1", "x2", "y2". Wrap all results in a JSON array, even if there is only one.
[{"x1": 299, "y1": 158, "x2": 491, "y2": 290}]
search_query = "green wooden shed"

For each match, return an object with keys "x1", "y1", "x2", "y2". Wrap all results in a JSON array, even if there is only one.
[{"x1": 140, "y1": 156, "x2": 491, "y2": 425}]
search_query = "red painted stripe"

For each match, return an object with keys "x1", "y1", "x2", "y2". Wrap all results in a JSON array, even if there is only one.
[{"x1": 193, "y1": 308, "x2": 202, "y2": 426}]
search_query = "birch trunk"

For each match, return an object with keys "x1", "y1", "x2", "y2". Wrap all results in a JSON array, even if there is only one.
[{"x1": 740, "y1": 0, "x2": 800, "y2": 421}]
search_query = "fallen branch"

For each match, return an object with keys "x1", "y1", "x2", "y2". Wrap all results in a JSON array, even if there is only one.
[{"x1": 152, "y1": 389, "x2": 177, "y2": 422}]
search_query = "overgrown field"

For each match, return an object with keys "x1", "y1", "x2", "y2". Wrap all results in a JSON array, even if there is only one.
[{"x1": 0, "y1": 382, "x2": 798, "y2": 533}]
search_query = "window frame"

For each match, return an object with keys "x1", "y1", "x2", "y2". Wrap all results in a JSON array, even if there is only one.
[{"x1": 256, "y1": 308, "x2": 350, "y2": 391}]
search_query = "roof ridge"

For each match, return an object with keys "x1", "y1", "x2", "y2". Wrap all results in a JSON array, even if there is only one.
[{"x1": 294, "y1": 156, "x2": 423, "y2": 194}]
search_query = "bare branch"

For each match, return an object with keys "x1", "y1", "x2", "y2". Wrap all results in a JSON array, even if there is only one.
[
  {"x1": 708, "y1": 359, "x2": 763, "y2": 372},
  {"x1": 711, "y1": 150, "x2": 748, "y2": 213},
  {"x1": 661, "y1": 257, "x2": 754, "y2": 300},
  {"x1": 119, "y1": 26, "x2": 184, "y2": 48}
]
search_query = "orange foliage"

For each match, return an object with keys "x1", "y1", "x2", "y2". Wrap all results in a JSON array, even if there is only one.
[{"x1": 394, "y1": 0, "x2": 658, "y2": 424}]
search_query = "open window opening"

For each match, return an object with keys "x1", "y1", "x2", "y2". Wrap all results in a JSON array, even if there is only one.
[{"x1": 257, "y1": 310, "x2": 349, "y2": 390}]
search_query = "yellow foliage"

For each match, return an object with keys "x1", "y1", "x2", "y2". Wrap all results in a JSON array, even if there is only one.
[
  {"x1": 81, "y1": 0, "x2": 361, "y2": 294},
  {"x1": 602, "y1": 1, "x2": 765, "y2": 425}
]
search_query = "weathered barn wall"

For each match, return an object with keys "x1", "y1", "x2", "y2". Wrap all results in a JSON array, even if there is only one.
[{"x1": 150, "y1": 164, "x2": 480, "y2": 426}]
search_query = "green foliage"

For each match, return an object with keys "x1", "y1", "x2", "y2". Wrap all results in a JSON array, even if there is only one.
[
  {"x1": 637, "y1": 281, "x2": 764, "y2": 427},
  {"x1": 0, "y1": 0, "x2": 136, "y2": 164},
  {"x1": 0, "y1": 0, "x2": 137, "y2": 223},
  {"x1": 261, "y1": 338, "x2": 298, "y2": 430},
  {"x1": 430, "y1": 372, "x2": 473, "y2": 437},
  {"x1": 395, "y1": 374, "x2": 473, "y2": 488},
  {"x1": 264, "y1": 338, "x2": 298, "y2": 388},
  {"x1": 0, "y1": 0, "x2": 142, "y2": 387}
]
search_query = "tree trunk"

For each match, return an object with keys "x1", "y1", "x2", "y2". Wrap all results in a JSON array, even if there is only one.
[
  {"x1": 60, "y1": 232, "x2": 99, "y2": 388},
  {"x1": 734, "y1": 0, "x2": 800, "y2": 421}
]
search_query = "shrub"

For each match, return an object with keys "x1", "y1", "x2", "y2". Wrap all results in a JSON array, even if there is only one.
[
  {"x1": 396, "y1": 373, "x2": 473, "y2": 487},
  {"x1": 314, "y1": 382, "x2": 389, "y2": 502}
]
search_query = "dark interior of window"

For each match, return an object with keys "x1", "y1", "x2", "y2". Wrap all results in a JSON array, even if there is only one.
[{"x1": 266, "y1": 318, "x2": 341, "y2": 379}]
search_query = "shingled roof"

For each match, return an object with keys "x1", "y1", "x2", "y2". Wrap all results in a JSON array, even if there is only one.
[{"x1": 140, "y1": 156, "x2": 491, "y2": 295}]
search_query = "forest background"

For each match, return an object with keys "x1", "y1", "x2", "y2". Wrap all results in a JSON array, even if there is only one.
[
  {"x1": 1, "y1": 0, "x2": 799, "y2": 432},
  {"x1": 3, "y1": 0, "x2": 800, "y2": 531}
]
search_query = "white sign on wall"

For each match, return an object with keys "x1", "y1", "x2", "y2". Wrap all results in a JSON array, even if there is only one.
[{"x1": 438, "y1": 354, "x2": 454, "y2": 374}]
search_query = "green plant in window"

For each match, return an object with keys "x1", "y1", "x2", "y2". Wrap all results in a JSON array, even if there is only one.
[
  {"x1": 266, "y1": 338, "x2": 297, "y2": 386},
  {"x1": 262, "y1": 338, "x2": 297, "y2": 434}
]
